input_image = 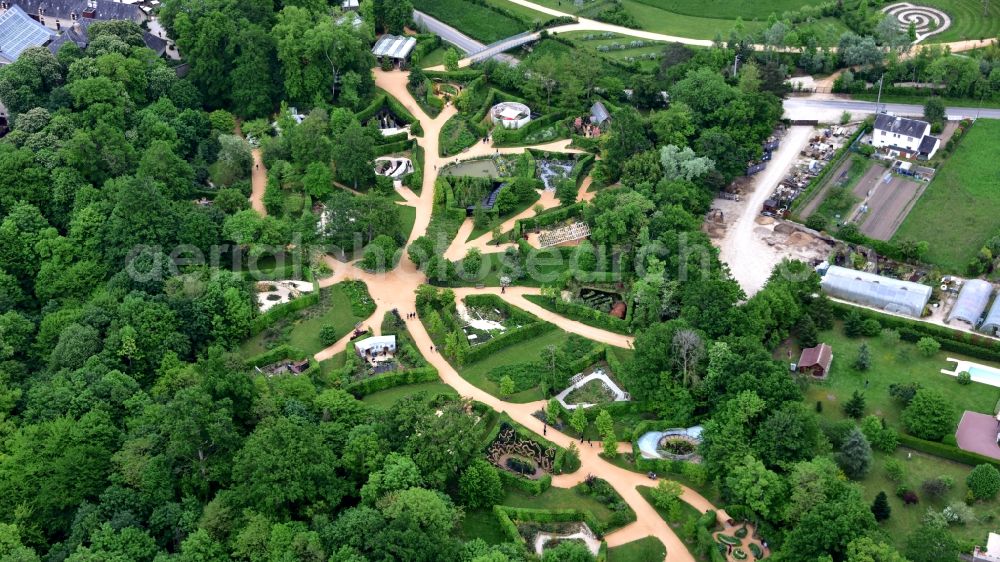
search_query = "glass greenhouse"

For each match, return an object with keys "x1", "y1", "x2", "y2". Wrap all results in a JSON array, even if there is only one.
[
  {"x1": 947, "y1": 279, "x2": 993, "y2": 327},
  {"x1": 820, "y1": 266, "x2": 931, "y2": 318}
]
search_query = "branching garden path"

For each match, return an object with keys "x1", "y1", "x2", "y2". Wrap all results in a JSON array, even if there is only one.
[{"x1": 279, "y1": 69, "x2": 726, "y2": 561}]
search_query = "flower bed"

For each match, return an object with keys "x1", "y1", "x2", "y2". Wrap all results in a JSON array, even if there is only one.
[
  {"x1": 717, "y1": 534, "x2": 740, "y2": 546},
  {"x1": 733, "y1": 547, "x2": 748, "y2": 560},
  {"x1": 749, "y1": 543, "x2": 764, "y2": 558},
  {"x1": 734, "y1": 526, "x2": 748, "y2": 539}
]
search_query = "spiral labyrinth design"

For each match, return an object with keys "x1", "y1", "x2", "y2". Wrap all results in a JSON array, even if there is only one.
[{"x1": 882, "y1": 2, "x2": 951, "y2": 41}]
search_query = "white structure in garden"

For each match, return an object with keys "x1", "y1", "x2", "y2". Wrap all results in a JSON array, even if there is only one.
[
  {"x1": 491, "y1": 101, "x2": 531, "y2": 129},
  {"x1": 555, "y1": 368, "x2": 629, "y2": 410}
]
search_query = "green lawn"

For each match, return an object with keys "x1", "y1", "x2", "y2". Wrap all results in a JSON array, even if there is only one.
[
  {"x1": 413, "y1": 0, "x2": 529, "y2": 43},
  {"x1": 461, "y1": 482, "x2": 633, "y2": 545},
  {"x1": 483, "y1": 0, "x2": 554, "y2": 24},
  {"x1": 460, "y1": 328, "x2": 576, "y2": 402},
  {"x1": 607, "y1": 537, "x2": 668, "y2": 562},
  {"x1": 627, "y1": 0, "x2": 824, "y2": 20},
  {"x1": 804, "y1": 323, "x2": 1000, "y2": 432},
  {"x1": 398, "y1": 204, "x2": 417, "y2": 241},
  {"x1": 501, "y1": 485, "x2": 619, "y2": 527},
  {"x1": 892, "y1": 120, "x2": 1000, "y2": 272},
  {"x1": 418, "y1": 46, "x2": 448, "y2": 69},
  {"x1": 460, "y1": 509, "x2": 510, "y2": 544},
  {"x1": 920, "y1": 0, "x2": 1000, "y2": 42},
  {"x1": 360, "y1": 381, "x2": 458, "y2": 409},
  {"x1": 637, "y1": 486, "x2": 714, "y2": 561},
  {"x1": 858, "y1": 447, "x2": 1000, "y2": 549},
  {"x1": 240, "y1": 283, "x2": 370, "y2": 357}
]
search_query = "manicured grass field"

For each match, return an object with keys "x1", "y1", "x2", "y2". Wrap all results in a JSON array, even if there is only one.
[
  {"x1": 607, "y1": 536, "x2": 668, "y2": 562},
  {"x1": 360, "y1": 381, "x2": 458, "y2": 409},
  {"x1": 240, "y1": 283, "x2": 370, "y2": 357},
  {"x1": 398, "y1": 204, "x2": 416, "y2": 241},
  {"x1": 483, "y1": 0, "x2": 554, "y2": 24},
  {"x1": 921, "y1": 0, "x2": 1000, "y2": 42},
  {"x1": 803, "y1": 323, "x2": 1000, "y2": 432},
  {"x1": 501, "y1": 485, "x2": 620, "y2": 527},
  {"x1": 460, "y1": 509, "x2": 510, "y2": 544},
  {"x1": 892, "y1": 120, "x2": 1000, "y2": 272},
  {"x1": 461, "y1": 482, "x2": 631, "y2": 544},
  {"x1": 460, "y1": 328, "x2": 576, "y2": 402},
  {"x1": 858, "y1": 447, "x2": 1000, "y2": 549},
  {"x1": 629, "y1": 0, "x2": 824, "y2": 20},
  {"x1": 413, "y1": 0, "x2": 529, "y2": 43},
  {"x1": 418, "y1": 46, "x2": 448, "y2": 69},
  {"x1": 561, "y1": 31, "x2": 667, "y2": 72}
]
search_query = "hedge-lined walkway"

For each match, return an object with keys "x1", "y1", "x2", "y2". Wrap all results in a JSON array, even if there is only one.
[{"x1": 451, "y1": 287, "x2": 634, "y2": 349}]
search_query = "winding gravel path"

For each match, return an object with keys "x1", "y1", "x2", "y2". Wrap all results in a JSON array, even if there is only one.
[{"x1": 286, "y1": 69, "x2": 725, "y2": 561}]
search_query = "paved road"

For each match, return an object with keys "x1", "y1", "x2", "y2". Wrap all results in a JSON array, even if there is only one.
[{"x1": 783, "y1": 97, "x2": 1000, "y2": 121}]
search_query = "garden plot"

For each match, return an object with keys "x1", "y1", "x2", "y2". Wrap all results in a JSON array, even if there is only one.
[
  {"x1": 533, "y1": 524, "x2": 601, "y2": 557},
  {"x1": 537, "y1": 159, "x2": 574, "y2": 190},
  {"x1": 457, "y1": 300, "x2": 518, "y2": 344},
  {"x1": 556, "y1": 363, "x2": 630, "y2": 409},
  {"x1": 850, "y1": 163, "x2": 928, "y2": 241},
  {"x1": 255, "y1": 280, "x2": 314, "y2": 312}
]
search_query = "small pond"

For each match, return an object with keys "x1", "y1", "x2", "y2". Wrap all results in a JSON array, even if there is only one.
[{"x1": 442, "y1": 159, "x2": 499, "y2": 178}]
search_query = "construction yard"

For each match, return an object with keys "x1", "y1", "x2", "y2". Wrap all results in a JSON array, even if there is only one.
[{"x1": 709, "y1": 125, "x2": 836, "y2": 296}]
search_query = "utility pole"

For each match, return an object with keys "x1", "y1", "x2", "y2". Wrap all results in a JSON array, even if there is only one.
[{"x1": 875, "y1": 73, "x2": 884, "y2": 114}]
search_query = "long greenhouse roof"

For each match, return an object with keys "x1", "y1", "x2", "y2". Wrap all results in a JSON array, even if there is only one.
[
  {"x1": 948, "y1": 279, "x2": 993, "y2": 325},
  {"x1": 821, "y1": 266, "x2": 932, "y2": 317},
  {"x1": 372, "y1": 35, "x2": 416, "y2": 59}
]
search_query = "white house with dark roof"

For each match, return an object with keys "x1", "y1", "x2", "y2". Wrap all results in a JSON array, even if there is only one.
[{"x1": 872, "y1": 113, "x2": 940, "y2": 160}]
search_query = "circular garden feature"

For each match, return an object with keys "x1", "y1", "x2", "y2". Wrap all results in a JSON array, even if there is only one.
[{"x1": 657, "y1": 434, "x2": 699, "y2": 460}]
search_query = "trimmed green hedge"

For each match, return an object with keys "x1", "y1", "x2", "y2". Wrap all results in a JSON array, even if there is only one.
[
  {"x1": 494, "y1": 505, "x2": 605, "y2": 537},
  {"x1": 523, "y1": 294, "x2": 632, "y2": 335},
  {"x1": 493, "y1": 505, "x2": 524, "y2": 544},
  {"x1": 356, "y1": 91, "x2": 419, "y2": 133},
  {"x1": 374, "y1": 139, "x2": 415, "y2": 157},
  {"x1": 897, "y1": 433, "x2": 1000, "y2": 470},
  {"x1": 829, "y1": 300, "x2": 1000, "y2": 363},
  {"x1": 512, "y1": 202, "x2": 584, "y2": 238},
  {"x1": 245, "y1": 344, "x2": 307, "y2": 367},
  {"x1": 380, "y1": 131, "x2": 410, "y2": 144},
  {"x1": 463, "y1": 321, "x2": 556, "y2": 364},
  {"x1": 425, "y1": 69, "x2": 484, "y2": 82},
  {"x1": 341, "y1": 366, "x2": 440, "y2": 397},
  {"x1": 498, "y1": 468, "x2": 553, "y2": 495}
]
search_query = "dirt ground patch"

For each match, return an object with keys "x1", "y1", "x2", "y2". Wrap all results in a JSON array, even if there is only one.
[{"x1": 850, "y1": 163, "x2": 927, "y2": 241}]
